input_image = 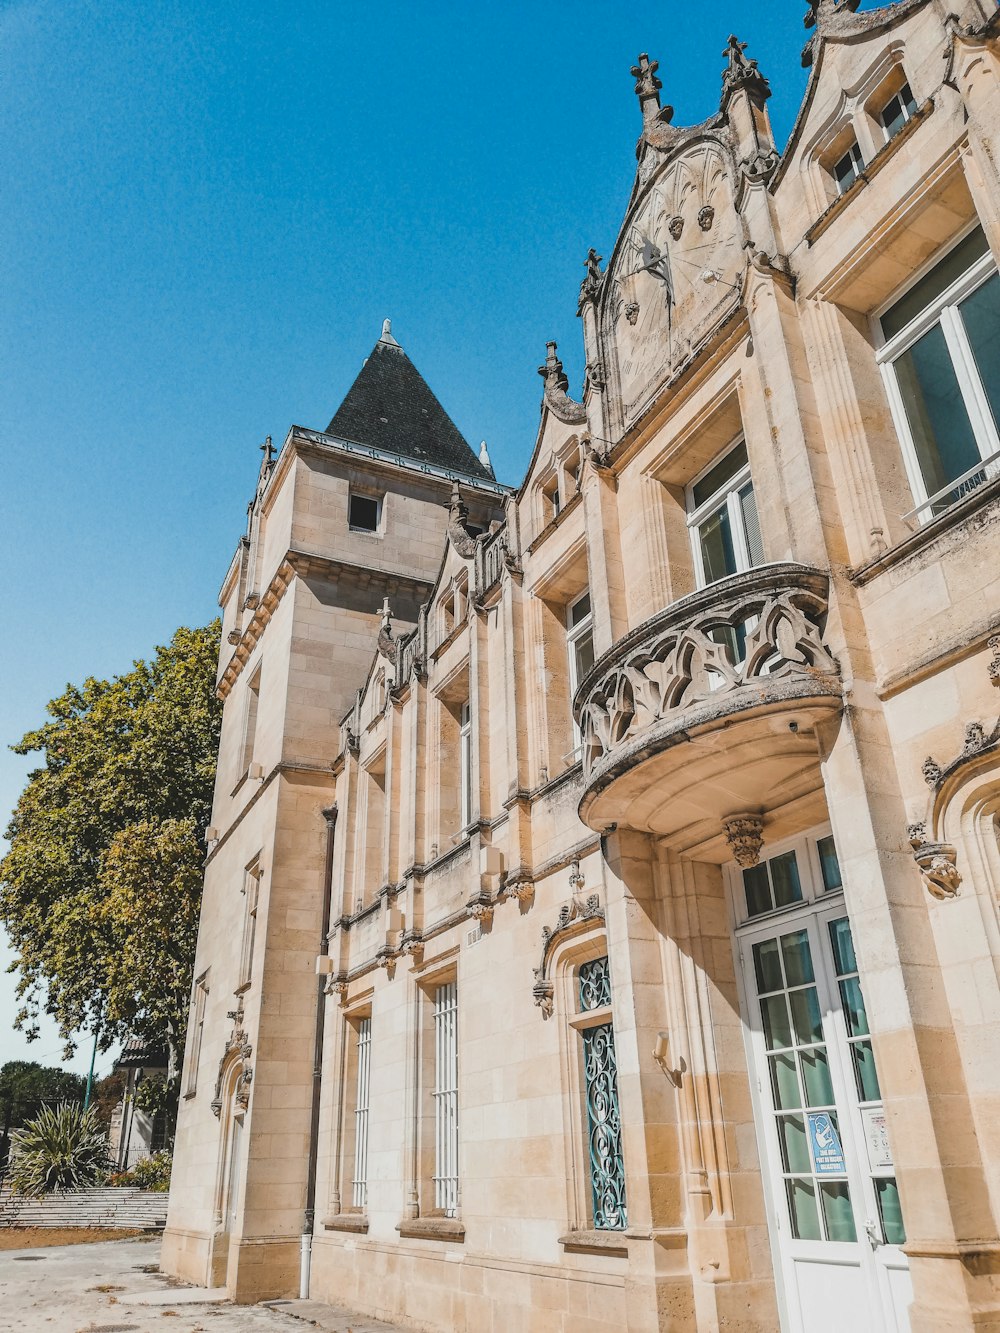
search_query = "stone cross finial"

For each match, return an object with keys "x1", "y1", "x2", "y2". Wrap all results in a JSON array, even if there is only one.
[
  {"x1": 380, "y1": 595, "x2": 392, "y2": 627},
  {"x1": 539, "y1": 342, "x2": 570, "y2": 394},
  {"x1": 721, "y1": 34, "x2": 771, "y2": 108},
  {"x1": 631, "y1": 53, "x2": 667, "y2": 125},
  {"x1": 579, "y1": 249, "x2": 604, "y2": 306},
  {"x1": 260, "y1": 434, "x2": 274, "y2": 464}
]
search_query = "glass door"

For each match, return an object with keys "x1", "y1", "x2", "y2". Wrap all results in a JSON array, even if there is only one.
[{"x1": 734, "y1": 833, "x2": 911, "y2": 1333}]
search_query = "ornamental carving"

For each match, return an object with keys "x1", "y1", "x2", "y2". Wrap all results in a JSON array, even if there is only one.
[
  {"x1": 723, "y1": 813, "x2": 764, "y2": 868},
  {"x1": 579, "y1": 248, "x2": 604, "y2": 307},
  {"x1": 532, "y1": 894, "x2": 605, "y2": 1020},
  {"x1": 538, "y1": 341, "x2": 588, "y2": 426},
  {"x1": 667, "y1": 215, "x2": 684, "y2": 241},
  {"x1": 698, "y1": 204, "x2": 715, "y2": 231},
  {"x1": 211, "y1": 1016, "x2": 254, "y2": 1118},
  {"x1": 575, "y1": 566, "x2": 839, "y2": 782},
  {"x1": 989, "y1": 635, "x2": 1000, "y2": 688},
  {"x1": 907, "y1": 827, "x2": 962, "y2": 901},
  {"x1": 447, "y1": 483, "x2": 479, "y2": 559}
]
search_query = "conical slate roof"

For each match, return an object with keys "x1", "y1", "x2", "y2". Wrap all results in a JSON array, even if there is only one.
[{"x1": 326, "y1": 321, "x2": 492, "y2": 480}]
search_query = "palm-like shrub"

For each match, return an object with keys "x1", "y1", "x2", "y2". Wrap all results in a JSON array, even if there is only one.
[{"x1": 7, "y1": 1102, "x2": 110, "y2": 1196}]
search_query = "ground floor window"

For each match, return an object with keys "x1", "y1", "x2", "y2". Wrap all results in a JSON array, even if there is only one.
[
  {"x1": 577, "y1": 956, "x2": 627, "y2": 1230},
  {"x1": 432, "y1": 982, "x2": 459, "y2": 1216}
]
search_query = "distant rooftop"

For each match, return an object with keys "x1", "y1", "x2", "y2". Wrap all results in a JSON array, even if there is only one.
[{"x1": 326, "y1": 320, "x2": 493, "y2": 481}]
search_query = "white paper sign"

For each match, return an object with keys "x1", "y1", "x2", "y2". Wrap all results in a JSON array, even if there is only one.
[{"x1": 862, "y1": 1107, "x2": 894, "y2": 1170}]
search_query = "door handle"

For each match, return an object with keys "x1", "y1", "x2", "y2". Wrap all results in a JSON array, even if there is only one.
[{"x1": 865, "y1": 1219, "x2": 881, "y2": 1249}]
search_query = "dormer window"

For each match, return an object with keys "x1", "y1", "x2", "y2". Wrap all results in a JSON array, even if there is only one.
[
  {"x1": 832, "y1": 140, "x2": 864, "y2": 196},
  {"x1": 879, "y1": 82, "x2": 917, "y2": 142},
  {"x1": 349, "y1": 491, "x2": 382, "y2": 534}
]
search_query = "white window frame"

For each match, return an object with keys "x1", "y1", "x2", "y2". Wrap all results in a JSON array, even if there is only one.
[
  {"x1": 833, "y1": 140, "x2": 865, "y2": 196},
  {"x1": 183, "y1": 971, "x2": 209, "y2": 1097},
  {"x1": 685, "y1": 440, "x2": 761, "y2": 589},
  {"x1": 875, "y1": 225, "x2": 1000, "y2": 525},
  {"x1": 351, "y1": 1016, "x2": 372, "y2": 1209},
  {"x1": 878, "y1": 81, "x2": 916, "y2": 142},
  {"x1": 237, "y1": 862, "x2": 260, "y2": 991},
  {"x1": 566, "y1": 590, "x2": 594, "y2": 751},
  {"x1": 459, "y1": 701, "x2": 473, "y2": 829},
  {"x1": 348, "y1": 490, "x2": 383, "y2": 535},
  {"x1": 432, "y1": 982, "x2": 459, "y2": 1217}
]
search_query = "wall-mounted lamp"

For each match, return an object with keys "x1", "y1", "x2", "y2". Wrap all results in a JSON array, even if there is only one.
[{"x1": 653, "y1": 1030, "x2": 683, "y2": 1087}]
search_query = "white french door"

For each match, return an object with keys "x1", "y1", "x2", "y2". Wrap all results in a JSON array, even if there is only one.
[{"x1": 733, "y1": 832, "x2": 911, "y2": 1333}]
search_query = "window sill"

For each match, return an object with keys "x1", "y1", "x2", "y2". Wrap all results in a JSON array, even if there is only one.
[
  {"x1": 322, "y1": 1213, "x2": 369, "y2": 1234},
  {"x1": 558, "y1": 1229, "x2": 628, "y2": 1257},
  {"x1": 396, "y1": 1215, "x2": 465, "y2": 1242}
]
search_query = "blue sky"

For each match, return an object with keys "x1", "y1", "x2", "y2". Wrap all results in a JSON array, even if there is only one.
[{"x1": 0, "y1": 0, "x2": 828, "y2": 1076}]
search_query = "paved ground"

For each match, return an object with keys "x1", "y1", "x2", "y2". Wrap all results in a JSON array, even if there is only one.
[{"x1": 0, "y1": 1235, "x2": 403, "y2": 1333}]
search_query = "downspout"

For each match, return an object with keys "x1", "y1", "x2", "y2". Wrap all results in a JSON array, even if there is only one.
[{"x1": 300, "y1": 803, "x2": 339, "y2": 1300}]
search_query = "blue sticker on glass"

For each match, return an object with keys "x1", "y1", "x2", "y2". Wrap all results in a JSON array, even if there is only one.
[{"x1": 807, "y1": 1111, "x2": 846, "y2": 1175}]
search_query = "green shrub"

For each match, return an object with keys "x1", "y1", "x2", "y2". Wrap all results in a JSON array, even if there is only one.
[
  {"x1": 106, "y1": 1148, "x2": 172, "y2": 1192},
  {"x1": 7, "y1": 1102, "x2": 110, "y2": 1195}
]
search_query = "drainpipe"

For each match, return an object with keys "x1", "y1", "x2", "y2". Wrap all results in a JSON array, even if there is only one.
[{"x1": 300, "y1": 804, "x2": 339, "y2": 1300}]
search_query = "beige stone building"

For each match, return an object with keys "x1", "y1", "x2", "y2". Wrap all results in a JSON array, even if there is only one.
[{"x1": 163, "y1": 3, "x2": 1000, "y2": 1329}]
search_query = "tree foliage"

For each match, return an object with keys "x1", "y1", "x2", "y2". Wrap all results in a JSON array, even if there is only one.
[
  {"x1": 7, "y1": 1102, "x2": 110, "y2": 1196},
  {"x1": 0, "y1": 623, "x2": 221, "y2": 1076},
  {"x1": 0, "y1": 1060, "x2": 86, "y2": 1130}
]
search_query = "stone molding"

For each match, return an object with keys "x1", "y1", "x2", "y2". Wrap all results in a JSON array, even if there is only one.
[
  {"x1": 574, "y1": 564, "x2": 840, "y2": 786},
  {"x1": 210, "y1": 1012, "x2": 253, "y2": 1118},
  {"x1": 532, "y1": 893, "x2": 606, "y2": 1019}
]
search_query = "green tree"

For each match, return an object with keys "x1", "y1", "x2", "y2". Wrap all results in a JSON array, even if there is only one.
[
  {"x1": 0, "y1": 623, "x2": 222, "y2": 1082},
  {"x1": 0, "y1": 1061, "x2": 86, "y2": 1165}
]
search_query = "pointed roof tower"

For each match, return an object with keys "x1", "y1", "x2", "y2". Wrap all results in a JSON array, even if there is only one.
[{"x1": 326, "y1": 319, "x2": 492, "y2": 479}]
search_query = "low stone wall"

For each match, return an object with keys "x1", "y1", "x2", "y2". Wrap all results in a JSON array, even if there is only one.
[{"x1": 0, "y1": 1184, "x2": 168, "y2": 1229}]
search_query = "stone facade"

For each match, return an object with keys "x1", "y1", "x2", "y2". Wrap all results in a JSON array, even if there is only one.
[{"x1": 163, "y1": 5, "x2": 1000, "y2": 1330}]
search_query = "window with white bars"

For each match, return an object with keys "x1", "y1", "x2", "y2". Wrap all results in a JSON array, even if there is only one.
[
  {"x1": 237, "y1": 862, "x2": 260, "y2": 991},
  {"x1": 432, "y1": 982, "x2": 459, "y2": 1216},
  {"x1": 351, "y1": 1017, "x2": 371, "y2": 1209},
  {"x1": 459, "y1": 702, "x2": 473, "y2": 829},
  {"x1": 686, "y1": 440, "x2": 763, "y2": 588}
]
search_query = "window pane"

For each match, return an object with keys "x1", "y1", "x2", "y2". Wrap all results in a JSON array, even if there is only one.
[
  {"x1": 882, "y1": 227, "x2": 990, "y2": 338},
  {"x1": 839, "y1": 976, "x2": 869, "y2": 1038},
  {"x1": 349, "y1": 494, "x2": 380, "y2": 531},
  {"x1": 753, "y1": 936, "x2": 782, "y2": 990},
  {"x1": 877, "y1": 1178, "x2": 906, "y2": 1246},
  {"x1": 820, "y1": 1181, "x2": 858, "y2": 1242},
  {"x1": 578, "y1": 956, "x2": 612, "y2": 1012},
  {"x1": 582, "y1": 1023, "x2": 627, "y2": 1230},
  {"x1": 960, "y1": 272, "x2": 1000, "y2": 435},
  {"x1": 828, "y1": 918, "x2": 857, "y2": 976},
  {"x1": 834, "y1": 144, "x2": 862, "y2": 194},
  {"x1": 801, "y1": 1047, "x2": 835, "y2": 1107},
  {"x1": 778, "y1": 1114, "x2": 811, "y2": 1173},
  {"x1": 852, "y1": 1040, "x2": 882, "y2": 1102},
  {"x1": 692, "y1": 442, "x2": 748, "y2": 507},
  {"x1": 569, "y1": 592, "x2": 591, "y2": 626},
  {"x1": 817, "y1": 835, "x2": 843, "y2": 891},
  {"x1": 771, "y1": 853, "x2": 803, "y2": 910},
  {"x1": 698, "y1": 505, "x2": 738, "y2": 583},
  {"x1": 761, "y1": 994, "x2": 792, "y2": 1050},
  {"x1": 739, "y1": 483, "x2": 765, "y2": 567},
  {"x1": 574, "y1": 628, "x2": 596, "y2": 683},
  {"x1": 780, "y1": 927, "x2": 813, "y2": 986},
  {"x1": 769, "y1": 1053, "x2": 800, "y2": 1110},
  {"x1": 787, "y1": 1177, "x2": 822, "y2": 1241},
  {"x1": 790, "y1": 988, "x2": 823, "y2": 1046},
  {"x1": 893, "y1": 323, "x2": 982, "y2": 499},
  {"x1": 745, "y1": 865, "x2": 773, "y2": 918}
]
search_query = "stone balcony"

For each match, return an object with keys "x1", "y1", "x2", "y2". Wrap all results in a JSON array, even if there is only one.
[{"x1": 574, "y1": 564, "x2": 843, "y2": 843}]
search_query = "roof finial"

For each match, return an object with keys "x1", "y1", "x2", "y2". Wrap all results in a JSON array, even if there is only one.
[
  {"x1": 720, "y1": 34, "x2": 771, "y2": 107},
  {"x1": 378, "y1": 318, "x2": 401, "y2": 349},
  {"x1": 631, "y1": 53, "x2": 669, "y2": 126},
  {"x1": 478, "y1": 440, "x2": 494, "y2": 477}
]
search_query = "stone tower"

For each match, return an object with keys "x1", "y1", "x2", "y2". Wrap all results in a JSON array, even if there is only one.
[{"x1": 161, "y1": 321, "x2": 506, "y2": 1297}]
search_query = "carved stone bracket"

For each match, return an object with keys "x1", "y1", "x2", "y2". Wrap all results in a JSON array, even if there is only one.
[
  {"x1": 723, "y1": 813, "x2": 764, "y2": 868},
  {"x1": 325, "y1": 974, "x2": 350, "y2": 1001},
  {"x1": 532, "y1": 894, "x2": 605, "y2": 1019},
  {"x1": 907, "y1": 826, "x2": 962, "y2": 901},
  {"x1": 447, "y1": 483, "x2": 479, "y2": 559},
  {"x1": 466, "y1": 889, "x2": 494, "y2": 926}
]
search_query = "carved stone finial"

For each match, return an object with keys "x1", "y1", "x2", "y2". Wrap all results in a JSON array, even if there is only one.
[
  {"x1": 260, "y1": 434, "x2": 274, "y2": 465},
  {"x1": 478, "y1": 439, "x2": 494, "y2": 476},
  {"x1": 448, "y1": 482, "x2": 478, "y2": 558},
  {"x1": 922, "y1": 756, "x2": 943, "y2": 787},
  {"x1": 724, "y1": 813, "x2": 764, "y2": 868},
  {"x1": 569, "y1": 857, "x2": 585, "y2": 893},
  {"x1": 579, "y1": 249, "x2": 604, "y2": 307},
  {"x1": 721, "y1": 35, "x2": 771, "y2": 106},
  {"x1": 377, "y1": 597, "x2": 395, "y2": 662},
  {"x1": 538, "y1": 341, "x2": 587, "y2": 425},
  {"x1": 631, "y1": 52, "x2": 662, "y2": 108}
]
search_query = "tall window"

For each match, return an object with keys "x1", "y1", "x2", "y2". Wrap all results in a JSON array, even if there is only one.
[
  {"x1": 686, "y1": 440, "x2": 764, "y2": 587},
  {"x1": 351, "y1": 1017, "x2": 372, "y2": 1209},
  {"x1": 237, "y1": 862, "x2": 260, "y2": 991},
  {"x1": 184, "y1": 971, "x2": 209, "y2": 1097},
  {"x1": 575, "y1": 957, "x2": 627, "y2": 1230},
  {"x1": 567, "y1": 591, "x2": 595, "y2": 747},
  {"x1": 878, "y1": 226, "x2": 1000, "y2": 523},
  {"x1": 432, "y1": 982, "x2": 459, "y2": 1217},
  {"x1": 459, "y1": 702, "x2": 473, "y2": 829},
  {"x1": 240, "y1": 666, "x2": 261, "y2": 776}
]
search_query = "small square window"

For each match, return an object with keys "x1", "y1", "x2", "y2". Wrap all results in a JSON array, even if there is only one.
[
  {"x1": 879, "y1": 82, "x2": 917, "y2": 141},
  {"x1": 833, "y1": 141, "x2": 864, "y2": 196},
  {"x1": 349, "y1": 493, "x2": 382, "y2": 533}
]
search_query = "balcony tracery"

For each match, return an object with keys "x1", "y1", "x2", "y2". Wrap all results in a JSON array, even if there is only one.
[{"x1": 574, "y1": 564, "x2": 843, "y2": 837}]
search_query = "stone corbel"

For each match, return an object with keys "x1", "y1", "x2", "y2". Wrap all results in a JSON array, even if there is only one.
[
  {"x1": 723, "y1": 813, "x2": 764, "y2": 868},
  {"x1": 907, "y1": 825, "x2": 962, "y2": 901}
]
